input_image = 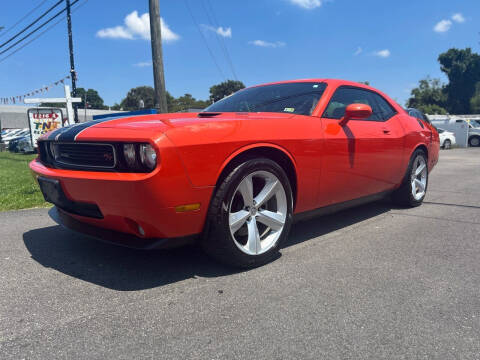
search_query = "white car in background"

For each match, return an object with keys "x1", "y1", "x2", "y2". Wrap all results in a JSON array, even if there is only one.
[
  {"x1": 1, "y1": 128, "x2": 30, "y2": 145},
  {"x1": 437, "y1": 128, "x2": 456, "y2": 149}
]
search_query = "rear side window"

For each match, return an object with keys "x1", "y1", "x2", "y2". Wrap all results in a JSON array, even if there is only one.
[
  {"x1": 371, "y1": 93, "x2": 396, "y2": 120},
  {"x1": 323, "y1": 87, "x2": 393, "y2": 121}
]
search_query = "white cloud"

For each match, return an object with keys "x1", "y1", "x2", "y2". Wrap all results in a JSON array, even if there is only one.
[
  {"x1": 249, "y1": 40, "x2": 286, "y2": 48},
  {"x1": 201, "y1": 25, "x2": 232, "y2": 38},
  {"x1": 96, "y1": 11, "x2": 179, "y2": 42},
  {"x1": 97, "y1": 26, "x2": 133, "y2": 40},
  {"x1": 374, "y1": 49, "x2": 391, "y2": 58},
  {"x1": 133, "y1": 61, "x2": 152, "y2": 67},
  {"x1": 451, "y1": 13, "x2": 465, "y2": 23},
  {"x1": 434, "y1": 19, "x2": 452, "y2": 33},
  {"x1": 354, "y1": 47, "x2": 362, "y2": 56},
  {"x1": 289, "y1": 0, "x2": 322, "y2": 9}
]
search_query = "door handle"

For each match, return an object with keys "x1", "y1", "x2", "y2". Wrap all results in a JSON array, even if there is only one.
[{"x1": 382, "y1": 128, "x2": 391, "y2": 134}]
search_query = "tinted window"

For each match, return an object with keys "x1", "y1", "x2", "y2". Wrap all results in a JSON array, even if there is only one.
[
  {"x1": 204, "y1": 82, "x2": 327, "y2": 116},
  {"x1": 408, "y1": 108, "x2": 431, "y2": 123},
  {"x1": 420, "y1": 112, "x2": 431, "y2": 123},
  {"x1": 371, "y1": 93, "x2": 396, "y2": 120},
  {"x1": 323, "y1": 87, "x2": 383, "y2": 121}
]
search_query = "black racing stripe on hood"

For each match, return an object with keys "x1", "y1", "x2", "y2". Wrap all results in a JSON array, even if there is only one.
[{"x1": 48, "y1": 116, "x2": 123, "y2": 142}]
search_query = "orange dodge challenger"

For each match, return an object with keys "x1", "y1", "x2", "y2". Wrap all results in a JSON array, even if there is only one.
[{"x1": 30, "y1": 79, "x2": 439, "y2": 268}]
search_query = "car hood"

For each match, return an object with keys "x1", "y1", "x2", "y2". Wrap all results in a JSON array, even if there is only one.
[
  {"x1": 91, "y1": 112, "x2": 296, "y2": 131},
  {"x1": 49, "y1": 112, "x2": 297, "y2": 142}
]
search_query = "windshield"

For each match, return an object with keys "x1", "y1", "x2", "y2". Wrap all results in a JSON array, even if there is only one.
[
  {"x1": 469, "y1": 120, "x2": 480, "y2": 128},
  {"x1": 204, "y1": 82, "x2": 327, "y2": 116}
]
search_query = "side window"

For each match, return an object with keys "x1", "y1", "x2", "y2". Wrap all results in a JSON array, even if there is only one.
[
  {"x1": 419, "y1": 112, "x2": 431, "y2": 123},
  {"x1": 371, "y1": 93, "x2": 396, "y2": 121},
  {"x1": 323, "y1": 87, "x2": 381, "y2": 121}
]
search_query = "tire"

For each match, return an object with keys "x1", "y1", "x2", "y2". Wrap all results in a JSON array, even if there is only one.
[
  {"x1": 392, "y1": 149, "x2": 428, "y2": 207},
  {"x1": 202, "y1": 158, "x2": 293, "y2": 268},
  {"x1": 469, "y1": 136, "x2": 480, "y2": 147},
  {"x1": 443, "y1": 139, "x2": 451, "y2": 150}
]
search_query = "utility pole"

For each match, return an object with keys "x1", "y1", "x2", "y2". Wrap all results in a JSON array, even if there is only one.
[
  {"x1": 66, "y1": 0, "x2": 79, "y2": 123},
  {"x1": 84, "y1": 94, "x2": 87, "y2": 122},
  {"x1": 149, "y1": 0, "x2": 168, "y2": 113}
]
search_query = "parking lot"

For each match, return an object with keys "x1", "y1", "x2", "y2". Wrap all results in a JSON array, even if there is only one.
[{"x1": 1, "y1": 148, "x2": 479, "y2": 359}]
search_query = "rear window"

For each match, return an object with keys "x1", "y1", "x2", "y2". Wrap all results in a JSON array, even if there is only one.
[{"x1": 204, "y1": 82, "x2": 327, "y2": 116}]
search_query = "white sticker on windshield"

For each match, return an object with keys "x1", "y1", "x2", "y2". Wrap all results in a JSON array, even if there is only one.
[
  {"x1": 284, "y1": 107, "x2": 295, "y2": 113},
  {"x1": 313, "y1": 84, "x2": 319, "y2": 88}
]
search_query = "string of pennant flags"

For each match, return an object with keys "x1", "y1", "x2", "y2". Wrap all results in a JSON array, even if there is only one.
[{"x1": 1, "y1": 75, "x2": 71, "y2": 105}]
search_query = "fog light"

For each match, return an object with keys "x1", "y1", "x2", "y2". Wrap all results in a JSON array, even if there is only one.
[
  {"x1": 139, "y1": 144, "x2": 157, "y2": 170},
  {"x1": 123, "y1": 144, "x2": 136, "y2": 167},
  {"x1": 138, "y1": 225, "x2": 145, "y2": 236}
]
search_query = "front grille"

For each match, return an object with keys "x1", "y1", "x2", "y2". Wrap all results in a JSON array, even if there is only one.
[{"x1": 40, "y1": 142, "x2": 116, "y2": 170}]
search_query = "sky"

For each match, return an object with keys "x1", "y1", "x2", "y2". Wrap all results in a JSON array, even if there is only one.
[{"x1": 0, "y1": 0, "x2": 479, "y2": 107}]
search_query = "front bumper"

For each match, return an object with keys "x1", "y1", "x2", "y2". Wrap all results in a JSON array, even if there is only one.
[
  {"x1": 50, "y1": 207, "x2": 197, "y2": 249},
  {"x1": 29, "y1": 139, "x2": 214, "y2": 242}
]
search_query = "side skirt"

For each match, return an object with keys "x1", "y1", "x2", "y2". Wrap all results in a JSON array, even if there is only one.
[{"x1": 293, "y1": 190, "x2": 391, "y2": 223}]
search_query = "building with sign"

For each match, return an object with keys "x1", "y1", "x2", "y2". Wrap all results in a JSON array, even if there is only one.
[{"x1": 0, "y1": 105, "x2": 123, "y2": 129}]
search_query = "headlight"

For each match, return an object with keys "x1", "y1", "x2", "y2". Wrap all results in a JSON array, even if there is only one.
[
  {"x1": 123, "y1": 144, "x2": 136, "y2": 167},
  {"x1": 139, "y1": 144, "x2": 157, "y2": 170}
]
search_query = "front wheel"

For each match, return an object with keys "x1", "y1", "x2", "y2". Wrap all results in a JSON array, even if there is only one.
[
  {"x1": 469, "y1": 136, "x2": 480, "y2": 147},
  {"x1": 392, "y1": 149, "x2": 428, "y2": 207},
  {"x1": 443, "y1": 139, "x2": 451, "y2": 150},
  {"x1": 203, "y1": 158, "x2": 293, "y2": 268}
]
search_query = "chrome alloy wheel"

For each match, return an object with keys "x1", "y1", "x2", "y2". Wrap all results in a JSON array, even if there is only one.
[
  {"x1": 228, "y1": 171, "x2": 287, "y2": 256},
  {"x1": 411, "y1": 155, "x2": 427, "y2": 201}
]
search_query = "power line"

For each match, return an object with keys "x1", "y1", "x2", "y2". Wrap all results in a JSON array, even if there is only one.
[
  {"x1": 203, "y1": 0, "x2": 238, "y2": 81},
  {"x1": 0, "y1": 0, "x2": 81, "y2": 57},
  {"x1": 0, "y1": 0, "x2": 49, "y2": 39},
  {"x1": 184, "y1": 0, "x2": 226, "y2": 81},
  {"x1": 0, "y1": 0, "x2": 64, "y2": 49},
  {"x1": 0, "y1": 0, "x2": 87, "y2": 64}
]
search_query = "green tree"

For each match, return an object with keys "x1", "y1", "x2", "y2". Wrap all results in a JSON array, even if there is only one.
[
  {"x1": 76, "y1": 88, "x2": 107, "y2": 109},
  {"x1": 209, "y1": 80, "x2": 245, "y2": 102},
  {"x1": 40, "y1": 88, "x2": 107, "y2": 109},
  {"x1": 406, "y1": 77, "x2": 448, "y2": 114},
  {"x1": 120, "y1": 86, "x2": 155, "y2": 111},
  {"x1": 111, "y1": 103, "x2": 122, "y2": 111},
  {"x1": 438, "y1": 48, "x2": 480, "y2": 114},
  {"x1": 470, "y1": 82, "x2": 480, "y2": 114},
  {"x1": 119, "y1": 87, "x2": 211, "y2": 112},
  {"x1": 169, "y1": 93, "x2": 211, "y2": 112}
]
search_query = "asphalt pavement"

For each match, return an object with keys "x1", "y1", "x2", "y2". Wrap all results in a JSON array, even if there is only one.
[{"x1": 1, "y1": 148, "x2": 479, "y2": 359}]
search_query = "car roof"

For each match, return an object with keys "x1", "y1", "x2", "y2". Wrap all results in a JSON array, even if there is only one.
[{"x1": 250, "y1": 78, "x2": 375, "y2": 90}]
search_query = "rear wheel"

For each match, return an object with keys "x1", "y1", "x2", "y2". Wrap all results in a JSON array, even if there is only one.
[
  {"x1": 469, "y1": 136, "x2": 480, "y2": 147},
  {"x1": 203, "y1": 158, "x2": 293, "y2": 268},
  {"x1": 392, "y1": 149, "x2": 428, "y2": 207},
  {"x1": 443, "y1": 139, "x2": 451, "y2": 149}
]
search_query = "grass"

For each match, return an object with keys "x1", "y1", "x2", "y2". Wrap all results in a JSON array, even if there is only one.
[{"x1": 0, "y1": 152, "x2": 50, "y2": 211}]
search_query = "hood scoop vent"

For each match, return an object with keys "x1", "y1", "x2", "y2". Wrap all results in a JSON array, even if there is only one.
[{"x1": 197, "y1": 112, "x2": 222, "y2": 118}]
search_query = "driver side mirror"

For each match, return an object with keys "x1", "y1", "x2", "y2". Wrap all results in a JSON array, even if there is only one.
[{"x1": 339, "y1": 103, "x2": 372, "y2": 126}]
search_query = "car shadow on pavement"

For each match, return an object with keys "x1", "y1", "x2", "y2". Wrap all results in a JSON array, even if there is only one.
[
  {"x1": 23, "y1": 201, "x2": 393, "y2": 291},
  {"x1": 286, "y1": 201, "x2": 392, "y2": 248}
]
